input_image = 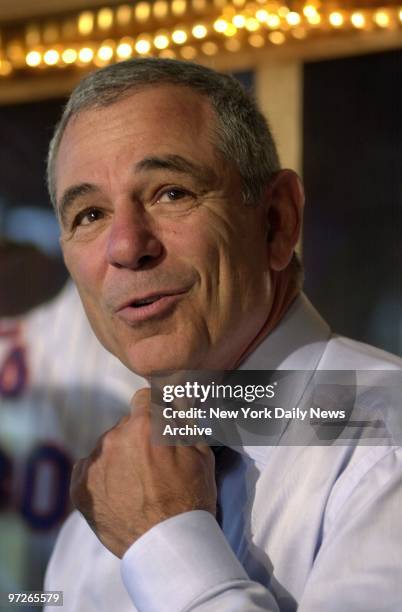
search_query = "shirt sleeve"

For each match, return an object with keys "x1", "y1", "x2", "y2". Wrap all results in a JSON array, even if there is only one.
[{"x1": 121, "y1": 510, "x2": 280, "y2": 611}]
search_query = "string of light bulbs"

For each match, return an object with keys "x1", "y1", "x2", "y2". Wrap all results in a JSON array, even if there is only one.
[{"x1": 0, "y1": 2, "x2": 401, "y2": 77}]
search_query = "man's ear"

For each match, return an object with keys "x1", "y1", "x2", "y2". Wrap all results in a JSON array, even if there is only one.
[{"x1": 264, "y1": 169, "x2": 304, "y2": 271}]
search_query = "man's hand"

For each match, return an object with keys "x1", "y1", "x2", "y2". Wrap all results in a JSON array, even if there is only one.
[{"x1": 70, "y1": 388, "x2": 217, "y2": 558}]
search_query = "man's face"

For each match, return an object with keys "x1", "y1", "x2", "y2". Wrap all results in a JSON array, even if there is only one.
[{"x1": 55, "y1": 85, "x2": 272, "y2": 376}]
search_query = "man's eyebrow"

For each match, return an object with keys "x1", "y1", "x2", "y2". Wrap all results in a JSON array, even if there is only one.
[
  {"x1": 134, "y1": 154, "x2": 218, "y2": 186},
  {"x1": 57, "y1": 155, "x2": 218, "y2": 223},
  {"x1": 58, "y1": 183, "x2": 100, "y2": 224}
]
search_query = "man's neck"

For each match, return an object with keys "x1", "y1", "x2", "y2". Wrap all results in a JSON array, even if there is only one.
[{"x1": 233, "y1": 270, "x2": 300, "y2": 369}]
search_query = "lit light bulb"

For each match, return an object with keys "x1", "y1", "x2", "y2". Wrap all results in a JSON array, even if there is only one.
[
  {"x1": 135, "y1": 38, "x2": 151, "y2": 54},
  {"x1": 223, "y1": 24, "x2": 237, "y2": 37},
  {"x1": 26, "y1": 50, "x2": 42, "y2": 67},
  {"x1": 135, "y1": 2, "x2": 151, "y2": 21},
  {"x1": 266, "y1": 14, "x2": 281, "y2": 29},
  {"x1": 153, "y1": 1, "x2": 168, "y2": 19},
  {"x1": 154, "y1": 33, "x2": 170, "y2": 50},
  {"x1": 214, "y1": 19, "x2": 228, "y2": 33},
  {"x1": 269, "y1": 31, "x2": 285, "y2": 44},
  {"x1": 245, "y1": 17, "x2": 260, "y2": 32},
  {"x1": 116, "y1": 41, "x2": 133, "y2": 59},
  {"x1": 181, "y1": 45, "x2": 197, "y2": 59},
  {"x1": 248, "y1": 33, "x2": 265, "y2": 47},
  {"x1": 192, "y1": 0, "x2": 206, "y2": 11},
  {"x1": 0, "y1": 59, "x2": 12, "y2": 76},
  {"x1": 233, "y1": 14, "x2": 246, "y2": 28},
  {"x1": 278, "y1": 6, "x2": 289, "y2": 17},
  {"x1": 116, "y1": 5, "x2": 132, "y2": 26},
  {"x1": 374, "y1": 10, "x2": 390, "y2": 28},
  {"x1": 292, "y1": 27, "x2": 307, "y2": 39},
  {"x1": 159, "y1": 49, "x2": 176, "y2": 59},
  {"x1": 202, "y1": 41, "x2": 218, "y2": 55},
  {"x1": 25, "y1": 24, "x2": 41, "y2": 47},
  {"x1": 286, "y1": 12, "x2": 301, "y2": 26},
  {"x1": 256, "y1": 9, "x2": 268, "y2": 23},
  {"x1": 306, "y1": 11, "x2": 321, "y2": 25},
  {"x1": 329, "y1": 12, "x2": 344, "y2": 27},
  {"x1": 172, "y1": 0, "x2": 186, "y2": 16},
  {"x1": 192, "y1": 24, "x2": 207, "y2": 38},
  {"x1": 97, "y1": 8, "x2": 113, "y2": 30},
  {"x1": 62, "y1": 48, "x2": 78, "y2": 64},
  {"x1": 224, "y1": 38, "x2": 241, "y2": 52},
  {"x1": 351, "y1": 12, "x2": 365, "y2": 29},
  {"x1": 97, "y1": 45, "x2": 114, "y2": 62},
  {"x1": 172, "y1": 29, "x2": 187, "y2": 44},
  {"x1": 78, "y1": 47, "x2": 94, "y2": 63},
  {"x1": 78, "y1": 11, "x2": 94, "y2": 35},
  {"x1": 43, "y1": 49, "x2": 59, "y2": 65},
  {"x1": 303, "y1": 5, "x2": 317, "y2": 20}
]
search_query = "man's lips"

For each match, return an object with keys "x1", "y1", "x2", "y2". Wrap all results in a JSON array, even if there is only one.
[{"x1": 115, "y1": 289, "x2": 189, "y2": 324}]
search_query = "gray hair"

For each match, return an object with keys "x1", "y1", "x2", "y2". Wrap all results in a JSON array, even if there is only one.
[{"x1": 47, "y1": 57, "x2": 281, "y2": 209}]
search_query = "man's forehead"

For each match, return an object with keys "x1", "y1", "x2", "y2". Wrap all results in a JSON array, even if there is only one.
[{"x1": 56, "y1": 83, "x2": 218, "y2": 176}]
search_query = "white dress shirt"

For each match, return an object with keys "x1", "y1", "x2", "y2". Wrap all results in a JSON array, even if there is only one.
[{"x1": 45, "y1": 294, "x2": 402, "y2": 611}]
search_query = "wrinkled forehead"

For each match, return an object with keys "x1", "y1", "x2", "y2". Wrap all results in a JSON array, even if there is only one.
[
  {"x1": 60, "y1": 83, "x2": 218, "y2": 149},
  {"x1": 54, "y1": 84, "x2": 228, "y2": 206}
]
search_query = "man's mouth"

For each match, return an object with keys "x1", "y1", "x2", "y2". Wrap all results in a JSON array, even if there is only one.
[
  {"x1": 116, "y1": 290, "x2": 189, "y2": 324},
  {"x1": 131, "y1": 295, "x2": 165, "y2": 308}
]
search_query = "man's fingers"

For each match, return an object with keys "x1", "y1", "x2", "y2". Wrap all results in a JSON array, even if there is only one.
[{"x1": 130, "y1": 387, "x2": 151, "y2": 416}]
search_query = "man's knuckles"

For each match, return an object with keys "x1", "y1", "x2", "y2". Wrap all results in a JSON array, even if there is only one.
[{"x1": 130, "y1": 387, "x2": 151, "y2": 412}]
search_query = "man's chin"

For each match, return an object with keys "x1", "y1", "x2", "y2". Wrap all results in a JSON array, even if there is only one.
[{"x1": 119, "y1": 345, "x2": 200, "y2": 379}]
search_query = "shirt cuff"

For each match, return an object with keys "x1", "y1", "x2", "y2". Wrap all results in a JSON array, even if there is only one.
[{"x1": 121, "y1": 510, "x2": 248, "y2": 611}]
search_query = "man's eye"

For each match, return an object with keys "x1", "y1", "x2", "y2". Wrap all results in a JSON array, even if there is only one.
[
  {"x1": 157, "y1": 188, "x2": 190, "y2": 203},
  {"x1": 74, "y1": 208, "x2": 104, "y2": 227}
]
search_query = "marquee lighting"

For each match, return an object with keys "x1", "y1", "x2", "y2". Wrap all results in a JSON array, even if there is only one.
[
  {"x1": 154, "y1": 32, "x2": 170, "y2": 49},
  {"x1": 25, "y1": 50, "x2": 42, "y2": 67},
  {"x1": 135, "y1": 37, "x2": 152, "y2": 54},
  {"x1": 0, "y1": 59, "x2": 12, "y2": 76},
  {"x1": 180, "y1": 45, "x2": 197, "y2": 58},
  {"x1": 62, "y1": 48, "x2": 78, "y2": 64},
  {"x1": 245, "y1": 17, "x2": 260, "y2": 32},
  {"x1": 2, "y1": 1, "x2": 401, "y2": 77},
  {"x1": 135, "y1": 2, "x2": 151, "y2": 21},
  {"x1": 286, "y1": 12, "x2": 301, "y2": 26},
  {"x1": 97, "y1": 44, "x2": 114, "y2": 62},
  {"x1": 329, "y1": 12, "x2": 345, "y2": 27},
  {"x1": 43, "y1": 49, "x2": 59, "y2": 65},
  {"x1": 116, "y1": 5, "x2": 132, "y2": 26},
  {"x1": 374, "y1": 10, "x2": 391, "y2": 27},
  {"x1": 192, "y1": 24, "x2": 208, "y2": 38},
  {"x1": 78, "y1": 11, "x2": 94, "y2": 35},
  {"x1": 78, "y1": 47, "x2": 94, "y2": 63},
  {"x1": 224, "y1": 38, "x2": 241, "y2": 51},
  {"x1": 233, "y1": 14, "x2": 246, "y2": 28},
  {"x1": 350, "y1": 12, "x2": 366, "y2": 29},
  {"x1": 172, "y1": 29, "x2": 188, "y2": 44},
  {"x1": 269, "y1": 30, "x2": 286, "y2": 44},
  {"x1": 266, "y1": 13, "x2": 281, "y2": 29},
  {"x1": 116, "y1": 40, "x2": 133, "y2": 59}
]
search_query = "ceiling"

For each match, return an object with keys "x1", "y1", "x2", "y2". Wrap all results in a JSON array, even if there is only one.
[
  {"x1": 0, "y1": 0, "x2": 122, "y2": 23},
  {"x1": 2, "y1": 0, "x2": 402, "y2": 22}
]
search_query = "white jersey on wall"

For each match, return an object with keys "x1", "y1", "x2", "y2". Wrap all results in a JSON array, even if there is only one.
[{"x1": 0, "y1": 282, "x2": 144, "y2": 602}]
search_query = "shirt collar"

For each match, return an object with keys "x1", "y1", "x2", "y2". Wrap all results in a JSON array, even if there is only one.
[{"x1": 234, "y1": 293, "x2": 331, "y2": 463}]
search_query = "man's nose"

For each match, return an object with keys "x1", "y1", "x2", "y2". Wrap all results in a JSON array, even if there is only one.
[{"x1": 106, "y1": 205, "x2": 163, "y2": 270}]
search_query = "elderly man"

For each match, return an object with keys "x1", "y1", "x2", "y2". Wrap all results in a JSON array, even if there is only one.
[{"x1": 45, "y1": 59, "x2": 401, "y2": 611}]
